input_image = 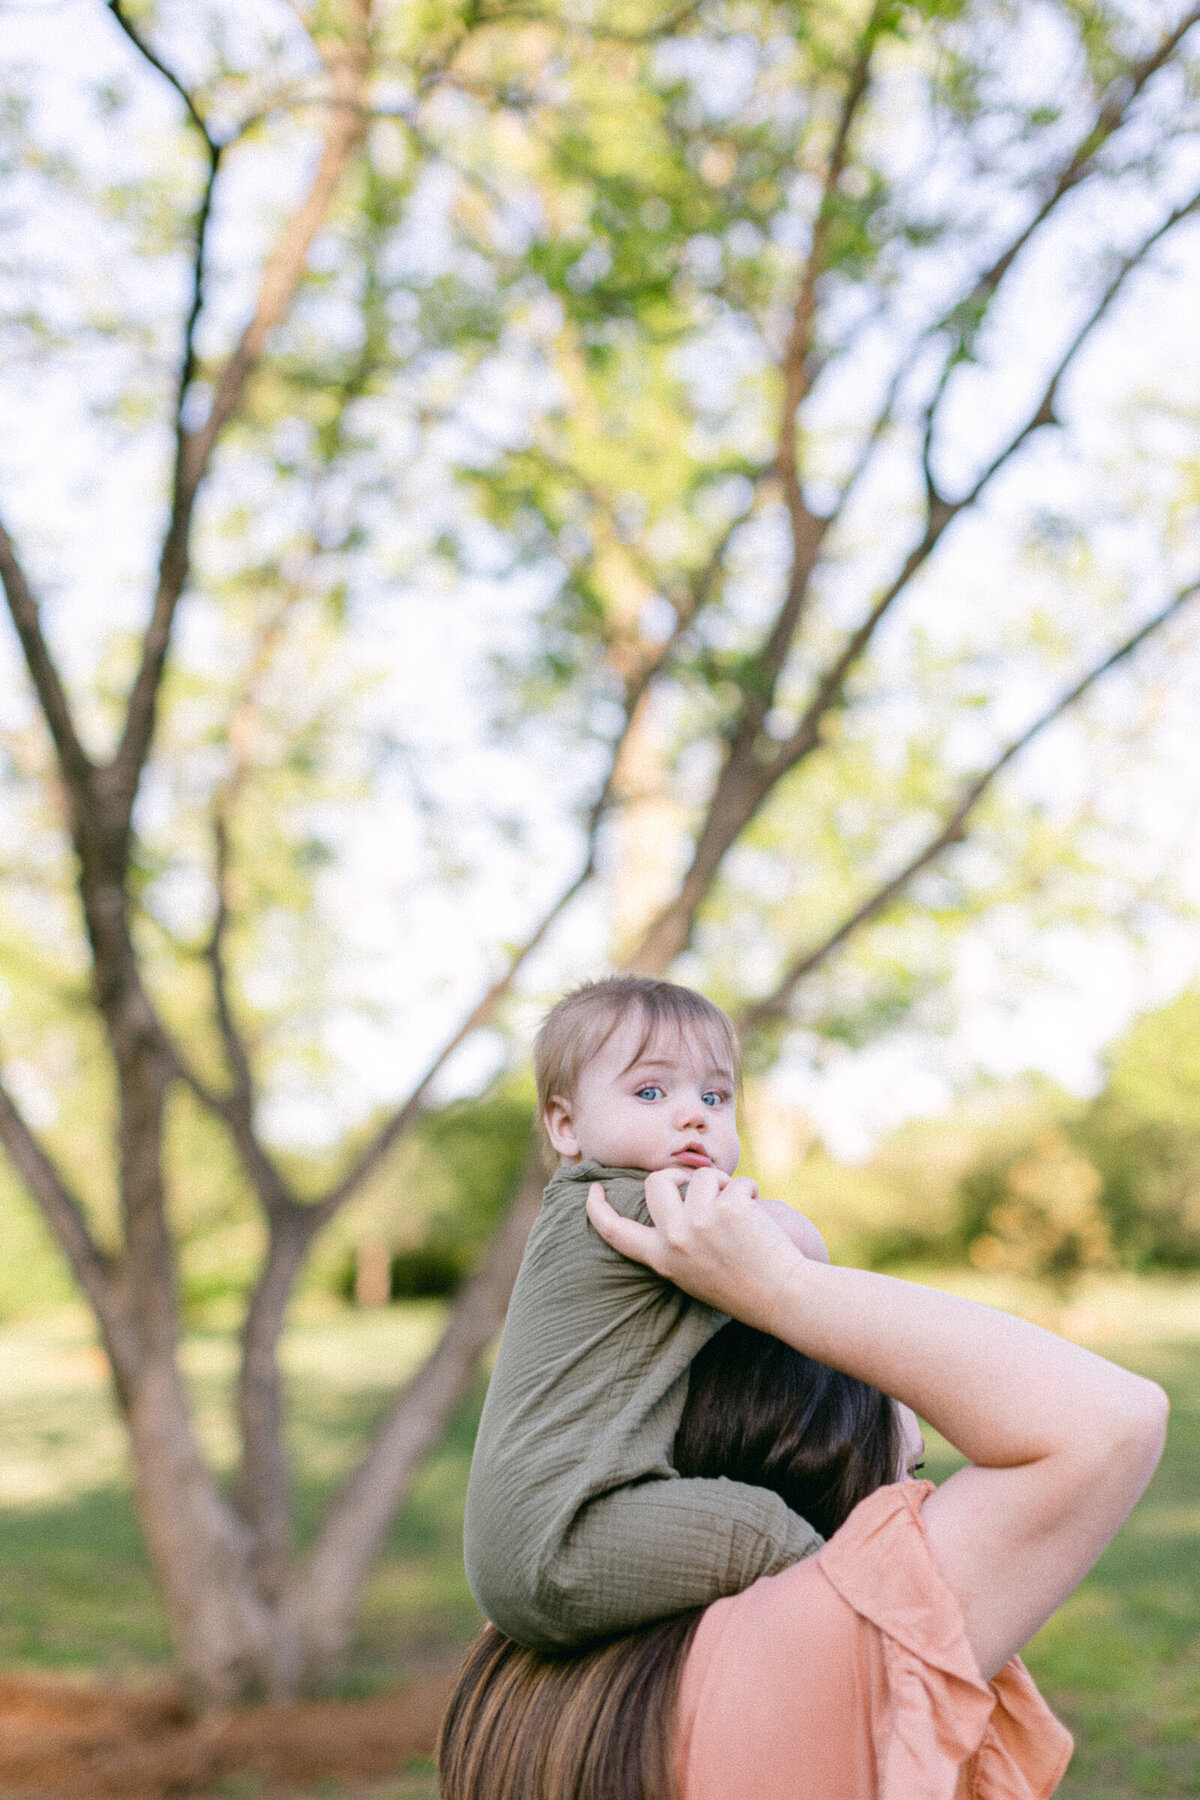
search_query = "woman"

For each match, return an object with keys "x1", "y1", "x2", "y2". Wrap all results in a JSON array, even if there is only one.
[{"x1": 441, "y1": 1167, "x2": 1167, "y2": 1799}]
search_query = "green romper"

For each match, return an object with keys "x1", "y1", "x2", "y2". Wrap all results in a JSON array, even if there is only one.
[{"x1": 463, "y1": 1160, "x2": 821, "y2": 1650}]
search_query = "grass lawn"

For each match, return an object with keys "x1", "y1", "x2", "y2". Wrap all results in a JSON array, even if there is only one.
[{"x1": 1, "y1": 1278, "x2": 1199, "y2": 1797}]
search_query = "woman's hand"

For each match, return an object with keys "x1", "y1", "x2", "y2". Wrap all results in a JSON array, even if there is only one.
[
  {"x1": 587, "y1": 1166, "x2": 804, "y2": 1332},
  {"x1": 593, "y1": 1160, "x2": 1167, "y2": 1678}
]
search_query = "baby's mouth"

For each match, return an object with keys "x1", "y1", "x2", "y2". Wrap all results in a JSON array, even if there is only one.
[{"x1": 673, "y1": 1145, "x2": 713, "y2": 1167}]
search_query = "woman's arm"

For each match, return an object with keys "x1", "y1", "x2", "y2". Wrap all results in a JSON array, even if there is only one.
[
  {"x1": 587, "y1": 1168, "x2": 1168, "y2": 1679},
  {"x1": 754, "y1": 1194, "x2": 831, "y2": 1263}
]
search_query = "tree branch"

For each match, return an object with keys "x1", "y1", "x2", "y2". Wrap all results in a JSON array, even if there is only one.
[
  {"x1": 106, "y1": 1, "x2": 215, "y2": 140},
  {"x1": 139, "y1": 588, "x2": 302, "y2": 1218},
  {"x1": 105, "y1": 0, "x2": 220, "y2": 820},
  {"x1": 311, "y1": 851, "x2": 595, "y2": 1227},
  {"x1": 0, "y1": 513, "x2": 93, "y2": 797},
  {"x1": 977, "y1": 3, "x2": 1200, "y2": 295},
  {"x1": 207, "y1": 815, "x2": 255, "y2": 1107},
  {"x1": 287, "y1": 1136, "x2": 549, "y2": 1678},
  {"x1": 769, "y1": 177, "x2": 1200, "y2": 788},
  {"x1": 0, "y1": 512, "x2": 139, "y2": 1009},
  {"x1": 756, "y1": 0, "x2": 886, "y2": 704},
  {"x1": 845, "y1": 7, "x2": 1200, "y2": 527},
  {"x1": 109, "y1": 1, "x2": 372, "y2": 820},
  {"x1": 775, "y1": 0, "x2": 882, "y2": 536},
  {"x1": 917, "y1": 5, "x2": 1200, "y2": 449},
  {"x1": 953, "y1": 183, "x2": 1200, "y2": 510},
  {"x1": 740, "y1": 574, "x2": 1200, "y2": 1037},
  {"x1": 0, "y1": 1063, "x2": 114, "y2": 1318},
  {"x1": 200, "y1": 814, "x2": 299, "y2": 1220},
  {"x1": 627, "y1": 162, "x2": 1200, "y2": 982},
  {"x1": 824, "y1": 355, "x2": 907, "y2": 531}
]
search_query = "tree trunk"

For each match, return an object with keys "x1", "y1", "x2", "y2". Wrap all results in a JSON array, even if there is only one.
[
  {"x1": 108, "y1": 1331, "x2": 277, "y2": 1703},
  {"x1": 235, "y1": 1213, "x2": 319, "y2": 1603},
  {"x1": 280, "y1": 1144, "x2": 549, "y2": 1683}
]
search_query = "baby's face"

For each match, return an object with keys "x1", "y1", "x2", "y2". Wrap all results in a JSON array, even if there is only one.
[{"x1": 545, "y1": 1013, "x2": 740, "y2": 1175}]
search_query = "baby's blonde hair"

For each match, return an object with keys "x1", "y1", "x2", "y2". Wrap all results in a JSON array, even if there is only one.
[{"x1": 533, "y1": 977, "x2": 740, "y2": 1134}]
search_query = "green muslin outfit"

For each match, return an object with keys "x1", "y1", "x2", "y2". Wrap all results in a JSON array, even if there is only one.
[{"x1": 463, "y1": 1160, "x2": 822, "y2": 1651}]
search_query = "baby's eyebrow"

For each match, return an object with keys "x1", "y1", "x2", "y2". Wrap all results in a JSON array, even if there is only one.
[{"x1": 627, "y1": 1058, "x2": 735, "y2": 1084}]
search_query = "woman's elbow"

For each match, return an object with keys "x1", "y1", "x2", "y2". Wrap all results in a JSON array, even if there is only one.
[
  {"x1": 1130, "y1": 1374, "x2": 1169, "y2": 1458},
  {"x1": 1103, "y1": 1375, "x2": 1169, "y2": 1498}
]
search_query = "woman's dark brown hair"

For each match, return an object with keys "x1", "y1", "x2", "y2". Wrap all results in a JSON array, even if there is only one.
[
  {"x1": 674, "y1": 1320, "x2": 901, "y2": 1542},
  {"x1": 438, "y1": 1612, "x2": 700, "y2": 1800},
  {"x1": 438, "y1": 1325, "x2": 900, "y2": 1799}
]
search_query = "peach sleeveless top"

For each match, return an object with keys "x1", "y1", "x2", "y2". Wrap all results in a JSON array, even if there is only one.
[{"x1": 675, "y1": 1481, "x2": 1073, "y2": 1800}]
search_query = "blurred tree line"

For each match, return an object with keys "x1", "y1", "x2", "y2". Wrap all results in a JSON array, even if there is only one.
[
  {"x1": 760, "y1": 985, "x2": 1200, "y2": 1285},
  {"x1": 961, "y1": 987, "x2": 1200, "y2": 1280}
]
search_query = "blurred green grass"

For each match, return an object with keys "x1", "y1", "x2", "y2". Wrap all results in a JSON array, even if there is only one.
[
  {"x1": 1, "y1": 1280, "x2": 1199, "y2": 1797},
  {"x1": 1028, "y1": 1339, "x2": 1200, "y2": 1799}
]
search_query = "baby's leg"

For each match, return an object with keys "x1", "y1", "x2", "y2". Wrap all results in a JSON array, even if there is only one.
[{"x1": 534, "y1": 1477, "x2": 821, "y2": 1646}]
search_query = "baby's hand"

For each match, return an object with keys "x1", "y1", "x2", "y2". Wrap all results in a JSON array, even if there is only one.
[{"x1": 753, "y1": 1196, "x2": 831, "y2": 1264}]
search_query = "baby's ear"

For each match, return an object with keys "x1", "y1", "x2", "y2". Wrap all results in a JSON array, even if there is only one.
[{"x1": 543, "y1": 1095, "x2": 580, "y2": 1160}]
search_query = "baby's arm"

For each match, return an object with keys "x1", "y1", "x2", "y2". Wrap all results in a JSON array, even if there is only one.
[{"x1": 754, "y1": 1195, "x2": 831, "y2": 1264}]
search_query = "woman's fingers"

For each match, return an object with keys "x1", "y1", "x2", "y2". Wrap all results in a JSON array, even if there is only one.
[
  {"x1": 644, "y1": 1166, "x2": 690, "y2": 1207},
  {"x1": 644, "y1": 1165, "x2": 700, "y2": 1228},
  {"x1": 589, "y1": 1169, "x2": 726, "y2": 1267},
  {"x1": 643, "y1": 1165, "x2": 751, "y2": 1220},
  {"x1": 586, "y1": 1182, "x2": 665, "y2": 1270},
  {"x1": 597, "y1": 1170, "x2": 801, "y2": 1328}
]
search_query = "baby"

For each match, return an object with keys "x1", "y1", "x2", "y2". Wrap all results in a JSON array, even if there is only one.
[{"x1": 463, "y1": 974, "x2": 827, "y2": 1651}]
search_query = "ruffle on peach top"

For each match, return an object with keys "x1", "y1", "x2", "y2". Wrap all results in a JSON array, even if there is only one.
[{"x1": 674, "y1": 1480, "x2": 1073, "y2": 1800}]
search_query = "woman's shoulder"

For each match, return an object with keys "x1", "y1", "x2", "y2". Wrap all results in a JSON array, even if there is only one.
[
  {"x1": 685, "y1": 1481, "x2": 944, "y2": 1663},
  {"x1": 676, "y1": 1481, "x2": 1073, "y2": 1800}
]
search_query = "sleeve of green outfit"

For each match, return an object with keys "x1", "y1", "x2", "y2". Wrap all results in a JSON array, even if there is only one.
[{"x1": 462, "y1": 1161, "x2": 822, "y2": 1651}]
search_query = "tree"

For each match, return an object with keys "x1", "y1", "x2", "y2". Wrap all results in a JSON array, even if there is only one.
[
  {"x1": 1, "y1": 0, "x2": 1199, "y2": 1702},
  {"x1": 1073, "y1": 989, "x2": 1200, "y2": 1267},
  {"x1": 965, "y1": 1128, "x2": 1116, "y2": 1290}
]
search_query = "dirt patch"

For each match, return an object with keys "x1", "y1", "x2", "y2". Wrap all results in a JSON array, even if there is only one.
[{"x1": 0, "y1": 1664, "x2": 458, "y2": 1798}]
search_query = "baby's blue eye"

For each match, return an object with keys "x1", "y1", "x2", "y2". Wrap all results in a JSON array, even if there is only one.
[
  {"x1": 702, "y1": 1091, "x2": 723, "y2": 1107},
  {"x1": 635, "y1": 1085, "x2": 664, "y2": 1102}
]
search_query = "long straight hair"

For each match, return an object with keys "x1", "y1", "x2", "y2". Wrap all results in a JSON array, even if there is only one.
[
  {"x1": 438, "y1": 1612, "x2": 700, "y2": 1800},
  {"x1": 439, "y1": 1326, "x2": 900, "y2": 1800}
]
